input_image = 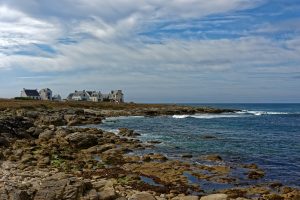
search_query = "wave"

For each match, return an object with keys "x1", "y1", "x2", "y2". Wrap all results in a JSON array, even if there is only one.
[
  {"x1": 235, "y1": 110, "x2": 290, "y2": 116},
  {"x1": 103, "y1": 116, "x2": 144, "y2": 122},
  {"x1": 172, "y1": 114, "x2": 242, "y2": 119},
  {"x1": 103, "y1": 128, "x2": 120, "y2": 134},
  {"x1": 172, "y1": 110, "x2": 296, "y2": 119}
]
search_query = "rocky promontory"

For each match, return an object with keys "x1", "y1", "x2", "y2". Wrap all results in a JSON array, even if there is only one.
[{"x1": 0, "y1": 100, "x2": 299, "y2": 200}]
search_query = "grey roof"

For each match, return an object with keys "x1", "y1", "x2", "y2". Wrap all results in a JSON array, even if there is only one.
[
  {"x1": 67, "y1": 93, "x2": 74, "y2": 99},
  {"x1": 73, "y1": 91, "x2": 86, "y2": 96},
  {"x1": 86, "y1": 91, "x2": 93, "y2": 96},
  {"x1": 24, "y1": 89, "x2": 40, "y2": 97}
]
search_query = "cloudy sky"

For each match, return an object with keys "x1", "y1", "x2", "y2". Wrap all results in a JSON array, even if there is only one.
[{"x1": 0, "y1": 0, "x2": 299, "y2": 103}]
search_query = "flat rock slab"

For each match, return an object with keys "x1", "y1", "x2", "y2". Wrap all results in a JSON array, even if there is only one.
[{"x1": 200, "y1": 194, "x2": 228, "y2": 200}]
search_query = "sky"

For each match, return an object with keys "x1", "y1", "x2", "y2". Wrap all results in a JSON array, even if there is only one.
[{"x1": 0, "y1": 0, "x2": 299, "y2": 103}]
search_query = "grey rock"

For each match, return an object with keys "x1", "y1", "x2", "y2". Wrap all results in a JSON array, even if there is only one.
[
  {"x1": 200, "y1": 194, "x2": 228, "y2": 200},
  {"x1": 65, "y1": 132, "x2": 98, "y2": 149},
  {"x1": 38, "y1": 130, "x2": 55, "y2": 141},
  {"x1": 98, "y1": 187, "x2": 116, "y2": 200},
  {"x1": 129, "y1": 192, "x2": 157, "y2": 200}
]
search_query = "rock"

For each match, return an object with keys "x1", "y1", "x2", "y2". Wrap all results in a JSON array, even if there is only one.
[
  {"x1": 26, "y1": 127, "x2": 36, "y2": 134},
  {"x1": 55, "y1": 128, "x2": 70, "y2": 138},
  {"x1": 148, "y1": 140, "x2": 162, "y2": 144},
  {"x1": 34, "y1": 174, "x2": 91, "y2": 200},
  {"x1": 64, "y1": 114, "x2": 79, "y2": 126},
  {"x1": 222, "y1": 189, "x2": 246, "y2": 199},
  {"x1": 65, "y1": 132, "x2": 98, "y2": 149},
  {"x1": 48, "y1": 125, "x2": 56, "y2": 131},
  {"x1": 129, "y1": 192, "x2": 157, "y2": 200},
  {"x1": 13, "y1": 190, "x2": 31, "y2": 200},
  {"x1": 262, "y1": 194, "x2": 283, "y2": 200},
  {"x1": 85, "y1": 189, "x2": 99, "y2": 200},
  {"x1": 0, "y1": 151, "x2": 4, "y2": 160},
  {"x1": 37, "y1": 156, "x2": 50, "y2": 167},
  {"x1": 21, "y1": 154, "x2": 34, "y2": 164},
  {"x1": 33, "y1": 127, "x2": 43, "y2": 137},
  {"x1": 201, "y1": 154, "x2": 223, "y2": 162},
  {"x1": 98, "y1": 187, "x2": 117, "y2": 200},
  {"x1": 200, "y1": 194, "x2": 228, "y2": 200},
  {"x1": 177, "y1": 196, "x2": 199, "y2": 200},
  {"x1": 115, "y1": 197, "x2": 127, "y2": 200},
  {"x1": 200, "y1": 135, "x2": 218, "y2": 139},
  {"x1": 38, "y1": 130, "x2": 55, "y2": 141},
  {"x1": 182, "y1": 154, "x2": 193, "y2": 158},
  {"x1": 0, "y1": 117, "x2": 33, "y2": 138},
  {"x1": 118, "y1": 128, "x2": 140, "y2": 137},
  {"x1": 142, "y1": 154, "x2": 168, "y2": 162},
  {"x1": 0, "y1": 137, "x2": 9, "y2": 147},
  {"x1": 36, "y1": 114, "x2": 65, "y2": 126},
  {"x1": 281, "y1": 188, "x2": 300, "y2": 200},
  {"x1": 242, "y1": 163, "x2": 258, "y2": 169},
  {"x1": 269, "y1": 182, "x2": 283, "y2": 188},
  {"x1": 25, "y1": 111, "x2": 39, "y2": 118},
  {"x1": 247, "y1": 170, "x2": 265, "y2": 180}
]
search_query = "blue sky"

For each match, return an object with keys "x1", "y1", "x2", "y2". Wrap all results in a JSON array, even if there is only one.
[{"x1": 0, "y1": 0, "x2": 299, "y2": 103}]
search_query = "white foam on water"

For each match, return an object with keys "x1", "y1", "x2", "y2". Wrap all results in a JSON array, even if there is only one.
[
  {"x1": 172, "y1": 110, "x2": 293, "y2": 119},
  {"x1": 104, "y1": 128, "x2": 120, "y2": 135},
  {"x1": 103, "y1": 116, "x2": 144, "y2": 122},
  {"x1": 172, "y1": 115, "x2": 190, "y2": 119},
  {"x1": 236, "y1": 110, "x2": 290, "y2": 116},
  {"x1": 172, "y1": 114, "x2": 242, "y2": 119}
]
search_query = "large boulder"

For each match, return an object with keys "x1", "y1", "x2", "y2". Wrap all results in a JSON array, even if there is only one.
[
  {"x1": 0, "y1": 137, "x2": 9, "y2": 147},
  {"x1": 65, "y1": 132, "x2": 98, "y2": 149},
  {"x1": 35, "y1": 114, "x2": 65, "y2": 126},
  {"x1": 0, "y1": 117, "x2": 33, "y2": 138},
  {"x1": 38, "y1": 130, "x2": 55, "y2": 141},
  {"x1": 200, "y1": 194, "x2": 228, "y2": 200},
  {"x1": 118, "y1": 128, "x2": 140, "y2": 137},
  {"x1": 34, "y1": 173, "x2": 92, "y2": 200},
  {"x1": 129, "y1": 192, "x2": 157, "y2": 200}
]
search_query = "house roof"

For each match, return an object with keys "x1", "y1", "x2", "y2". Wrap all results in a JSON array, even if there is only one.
[
  {"x1": 67, "y1": 93, "x2": 74, "y2": 99},
  {"x1": 86, "y1": 91, "x2": 94, "y2": 96},
  {"x1": 24, "y1": 89, "x2": 40, "y2": 97}
]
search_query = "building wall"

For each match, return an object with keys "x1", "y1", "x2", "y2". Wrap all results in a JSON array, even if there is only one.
[
  {"x1": 40, "y1": 89, "x2": 53, "y2": 100},
  {"x1": 21, "y1": 91, "x2": 27, "y2": 98}
]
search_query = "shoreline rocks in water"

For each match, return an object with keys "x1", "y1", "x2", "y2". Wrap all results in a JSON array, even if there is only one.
[{"x1": 0, "y1": 101, "x2": 299, "y2": 200}]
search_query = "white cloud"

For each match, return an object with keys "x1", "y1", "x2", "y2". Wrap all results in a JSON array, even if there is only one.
[
  {"x1": 0, "y1": 5, "x2": 61, "y2": 50},
  {"x1": 2, "y1": 36, "x2": 299, "y2": 76}
]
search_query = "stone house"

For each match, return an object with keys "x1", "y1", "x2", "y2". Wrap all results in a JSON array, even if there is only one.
[
  {"x1": 67, "y1": 90, "x2": 93, "y2": 101},
  {"x1": 20, "y1": 88, "x2": 41, "y2": 100},
  {"x1": 109, "y1": 90, "x2": 124, "y2": 103},
  {"x1": 90, "y1": 91, "x2": 103, "y2": 102},
  {"x1": 67, "y1": 90, "x2": 124, "y2": 102},
  {"x1": 39, "y1": 88, "x2": 52, "y2": 100},
  {"x1": 52, "y1": 94, "x2": 62, "y2": 101}
]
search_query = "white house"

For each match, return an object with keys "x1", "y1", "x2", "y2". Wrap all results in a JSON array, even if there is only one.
[
  {"x1": 67, "y1": 90, "x2": 93, "y2": 101},
  {"x1": 90, "y1": 91, "x2": 103, "y2": 102},
  {"x1": 39, "y1": 88, "x2": 52, "y2": 100},
  {"x1": 52, "y1": 94, "x2": 62, "y2": 101},
  {"x1": 21, "y1": 88, "x2": 41, "y2": 100},
  {"x1": 109, "y1": 90, "x2": 124, "y2": 103},
  {"x1": 67, "y1": 90, "x2": 124, "y2": 102}
]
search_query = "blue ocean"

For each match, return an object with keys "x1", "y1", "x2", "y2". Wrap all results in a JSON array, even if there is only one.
[{"x1": 94, "y1": 104, "x2": 300, "y2": 187}]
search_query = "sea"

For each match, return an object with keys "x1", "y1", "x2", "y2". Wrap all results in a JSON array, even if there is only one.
[{"x1": 89, "y1": 103, "x2": 300, "y2": 187}]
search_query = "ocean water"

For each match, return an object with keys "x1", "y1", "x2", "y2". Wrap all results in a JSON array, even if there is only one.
[{"x1": 95, "y1": 104, "x2": 300, "y2": 187}]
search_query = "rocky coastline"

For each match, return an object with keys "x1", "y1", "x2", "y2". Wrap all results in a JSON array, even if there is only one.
[{"x1": 0, "y1": 100, "x2": 299, "y2": 200}]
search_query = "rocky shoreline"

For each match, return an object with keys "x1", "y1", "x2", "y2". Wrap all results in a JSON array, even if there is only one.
[{"x1": 0, "y1": 101, "x2": 299, "y2": 200}]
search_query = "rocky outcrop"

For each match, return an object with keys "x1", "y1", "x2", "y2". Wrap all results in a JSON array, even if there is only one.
[
  {"x1": 65, "y1": 132, "x2": 99, "y2": 149},
  {"x1": 0, "y1": 104, "x2": 299, "y2": 200},
  {"x1": 200, "y1": 194, "x2": 228, "y2": 200},
  {"x1": 118, "y1": 128, "x2": 141, "y2": 137}
]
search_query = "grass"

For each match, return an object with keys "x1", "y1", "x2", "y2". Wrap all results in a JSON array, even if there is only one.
[{"x1": 0, "y1": 99, "x2": 183, "y2": 110}]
